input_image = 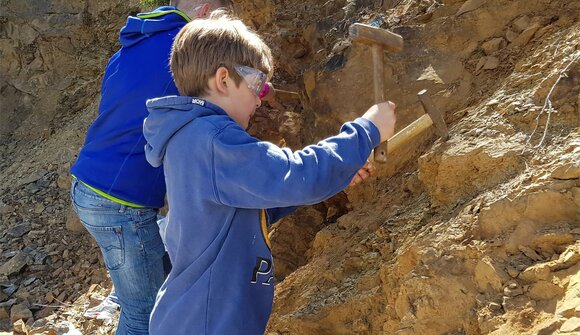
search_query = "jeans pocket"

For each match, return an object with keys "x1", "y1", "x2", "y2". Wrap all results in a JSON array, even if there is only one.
[
  {"x1": 135, "y1": 214, "x2": 165, "y2": 257},
  {"x1": 83, "y1": 223, "x2": 125, "y2": 270}
]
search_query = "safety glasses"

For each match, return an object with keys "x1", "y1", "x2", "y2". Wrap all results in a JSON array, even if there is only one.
[{"x1": 234, "y1": 65, "x2": 268, "y2": 98}]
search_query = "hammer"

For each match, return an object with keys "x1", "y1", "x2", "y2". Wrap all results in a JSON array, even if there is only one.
[
  {"x1": 349, "y1": 22, "x2": 404, "y2": 163},
  {"x1": 385, "y1": 89, "x2": 449, "y2": 156}
]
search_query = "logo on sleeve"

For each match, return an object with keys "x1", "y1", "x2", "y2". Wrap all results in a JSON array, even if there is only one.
[{"x1": 251, "y1": 257, "x2": 274, "y2": 286}]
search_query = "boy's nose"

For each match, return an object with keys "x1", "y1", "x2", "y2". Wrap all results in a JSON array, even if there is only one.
[{"x1": 256, "y1": 96, "x2": 262, "y2": 108}]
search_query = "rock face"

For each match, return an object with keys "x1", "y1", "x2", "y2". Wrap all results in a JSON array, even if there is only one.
[
  {"x1": 1, "y1": 0, "x2": 579, "y2": 334},
  {"x1": 0, "y1": 0, "x2": 140, "y2": 143}
]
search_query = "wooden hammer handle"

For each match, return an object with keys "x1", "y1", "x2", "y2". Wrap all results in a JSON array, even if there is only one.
[
  {"x1": 371, "y1": 45, "x2": 390, "y2": 163},
  {"x1": 385, "y1": 114, "x2": 433, "y2": 154}
]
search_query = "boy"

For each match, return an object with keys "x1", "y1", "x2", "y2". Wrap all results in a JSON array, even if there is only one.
[
  {"x1": 70, "y1": 1, "x2": 230, "y2": 334},
  {"x1": 143, "y1": 13, "x2": 396, "y2": 335}
]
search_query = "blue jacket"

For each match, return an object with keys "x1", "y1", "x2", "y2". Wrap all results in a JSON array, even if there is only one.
[
  {"x1": 70, "y1": 7, "x2": 189, "y2": 208},
  {"x1": 143, "y1": 96, "x2": 380, "y2": 335}
]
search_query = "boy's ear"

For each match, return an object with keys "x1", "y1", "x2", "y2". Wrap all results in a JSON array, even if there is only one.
[
  {"x1": 195, "y1": 3, "x2": 212, "y2": 18},
  {"x1": 214, "y1": 66, "x2": 230, "y2": 95}
]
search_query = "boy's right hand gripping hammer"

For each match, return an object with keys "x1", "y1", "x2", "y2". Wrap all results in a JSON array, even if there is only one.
[{"x1": 349, "y1": 22, "x2": 404, "y2": 163}]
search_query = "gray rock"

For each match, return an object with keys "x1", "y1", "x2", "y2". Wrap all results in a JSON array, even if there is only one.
[
  {"x1": 0, "y1": 298, "x2": 17, "y2": 309},
  {"x1": 0, "y1": 252, "x2": 28, "y2": 276},
  {"x1": 2, "y1": 251, "x2": 19, "y2": 258},
  {"x1": 0, "y1": 202, "x2": 15, "y2": 215},
  {"x1": 33, "y1": 250, "x2": 48, "y2": 264},
  {"x1": 15, "y1": 170, "x2": 47, "y2": 188},
  {"x1": 1, "y1": 283, "x2": 18, "y2": 297},
  {"x1": 22, "y1": 277, "x2": 36, "y2": 287},
  {"x1": 6, "y1": 222, "x2": 32, "y2": 238},
  {"x1": 10, "y1": 302, "x2": 33, "y2": 322}
]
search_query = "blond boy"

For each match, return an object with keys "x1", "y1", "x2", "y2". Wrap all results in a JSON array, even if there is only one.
[{"x1": 143, "y1": 13, "x2": 396, "y2": 335}]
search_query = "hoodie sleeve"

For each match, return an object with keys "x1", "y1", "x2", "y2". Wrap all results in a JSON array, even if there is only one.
[{"x1": 211, "y1": 118, "x2": 380, "y2": 209}]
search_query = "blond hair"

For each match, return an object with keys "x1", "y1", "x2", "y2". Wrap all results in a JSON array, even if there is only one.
[{"x1": 170, "y1": 12, "x2": 273, "y2": 97}]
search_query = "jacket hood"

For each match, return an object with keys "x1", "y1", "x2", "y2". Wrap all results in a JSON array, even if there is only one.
[
  {"x1": 120, "y1": 6, "x2": 190, "y2": 47},
  {"x1": 144, "y1": 96, "x2": 228, "y2": 167}
]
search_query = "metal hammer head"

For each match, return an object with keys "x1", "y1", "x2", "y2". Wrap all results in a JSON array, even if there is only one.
[
  {"x1": 349, "y1": 23, "x2": 404, "y2": 53},
  {"x1": 418, "y1": 89, "x2": 449, "y2": 141}
]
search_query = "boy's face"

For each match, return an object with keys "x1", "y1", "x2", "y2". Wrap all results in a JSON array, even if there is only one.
[{"x1": 225, "y1": 66, "x2": 266, "y2": 129}]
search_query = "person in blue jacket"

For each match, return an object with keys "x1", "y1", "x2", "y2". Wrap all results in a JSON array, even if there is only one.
[
  {"x1": 143, "y1": 13, "x2": 397, "y2": 335},
  {"x1": 70, "y1": 1, "x2": 231, "y2": 334}
]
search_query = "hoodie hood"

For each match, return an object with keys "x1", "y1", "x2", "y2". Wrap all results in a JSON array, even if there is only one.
[
  {"x1": 120, "y1": 6, "x2": 190, "y2": 48},
  {"x1": 144, "y1": 96, "x2": 228, "y2": 167}
]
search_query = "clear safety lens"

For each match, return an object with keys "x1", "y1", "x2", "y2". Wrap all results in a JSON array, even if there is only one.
[{"x1": 234, "y1": 65, "x2": 267, "y2": 97}]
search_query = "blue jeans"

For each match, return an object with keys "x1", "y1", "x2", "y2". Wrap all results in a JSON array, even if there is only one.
[{"x1": 71, "y1": 178, "x2": 169, "y2": 335}]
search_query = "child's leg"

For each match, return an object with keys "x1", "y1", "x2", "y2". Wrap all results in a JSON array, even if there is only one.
[{"x1": 71, "y1": 179, "x2": 167, "y2": 335}]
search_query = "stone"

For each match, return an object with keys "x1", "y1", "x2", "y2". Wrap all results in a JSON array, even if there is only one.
[
  {"x1": 6, "y1": 223, "x2": 32, "y2": 238},
  {"x1": 0, "y1": 203, "x2": 15, "y2": 215},
  {"x1": 456, "y1": 0, "x2": 485, "y2": 16},
  {"x1": 331, "y1": 39, "x2": 351, "y2": 54},
  {"x1": 518, "y1": 245, "x2": 543, "y2": 261},
  {"x1": 56, "y1": 291, "x2": 67, "y2": 302},
  {"x1": 481, "y1": 38, "x2": 504, "y2": 55},
  {"x1": 502, "y1": 295, "x2": 530, "y2": 313},
  {"x1": 30, "y1": 317, "x2": 48, "y2": 330},
  {"x1": 15, "y1": 170, "x2": 47, "y2": 188},
  {"x1": 506, "y1": 266, "x2": 519, "y2": 278},
  {"x1": 474, "y1": 257, "x2": 508, "y2": 292},
  {"x1": 528, "y1": 281, "x2": 565, "y2": 300},
  {"x1": 22, "y1": 277, "x2": 36, "y2": 287},
  {"x1": 520, "y1": 263, "x2": 551, "y2": 282},
  {"x1": 505, "y1": 30, "x2": 518, "y2": 43},
  {"x1": 512, "y1": 16, "x2": 531, "y2": 32},
  {"x1": 65, "y1": 207, "x2": 85, "y2": 233},
  {"x1": 14, "y1": 288, "x2": 30, "y2": 301},
  {"x1": 56, "y1": 173, "x2": 70, "y2": 189},
  {"x1": 12, "y1": 319, "x2": 27, "y2": 334},
  {"x1": 560, "y1": 317, "x2": 580, "y2": 333},
  {"x1": 402, "y1": 173, "x2": 423, "y2": 194},
  {"x1": 34, "y1": 306, "x2": 57, "y2": 320},
  {"x1": 483, "y1": 56, "x2": 499, "y2": 70},
  {"x1": 573, "y1": 187, "x2": 580, "y2": 208},
  {"x1": 557, "y1": 297, "x2": 580, "y2": 318},
  {"x1": 10, "y1": 303, "x2": 33, "y2": 323},
  {"x1": 45, "y1": 292, "x2": 55, "y2": 304},
  {"x1": 0, "y1": 252, "x2": 28, "y2": 276},
  {"x1": 511, "y1": 23, "x2": 541, "y2": 48},
  {"x1": 0, "y1": 308, "x2": 8, "y2": 320},
  {"x1": 33, "y1": 203, "x2": 45, "y2": 214},
  {"x1": 551, "y1": 163, "x2": 580, "y2": 180},
  {"x1": 503, "y1": 284, "x2": 524, "y2": 297}
]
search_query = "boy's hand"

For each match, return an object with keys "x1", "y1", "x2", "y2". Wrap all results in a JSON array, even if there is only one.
[
  {"x1": 362, "y1": 101, "x2": 397, "y2": 143},
  {"x1": 349, "y1": 161, "x2": 376, "y2": 187}
]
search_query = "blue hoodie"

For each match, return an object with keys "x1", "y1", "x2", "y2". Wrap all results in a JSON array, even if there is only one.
[
  {"x1": 143, "y1": 96, "x2": 381, "y2": 335},
  {"x1": 70, "y1": 7, "x2": 189, "y2": 208}
]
